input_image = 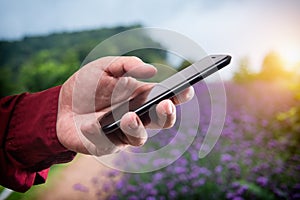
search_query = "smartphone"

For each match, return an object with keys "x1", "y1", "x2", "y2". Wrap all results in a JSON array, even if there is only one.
[{"x1": 100, "y1": 54, "x2": 231, "y2": 134}]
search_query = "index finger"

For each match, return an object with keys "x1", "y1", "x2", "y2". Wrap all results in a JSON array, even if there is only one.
[
  {"x1": 170, "y1": 86, "x2": 195, "y2": 105},
  {"x1": 106, "y1": 56, "x2": 157, "y2": 79}
]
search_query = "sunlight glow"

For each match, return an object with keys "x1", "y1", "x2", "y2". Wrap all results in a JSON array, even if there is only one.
[{"x1": 279, "y1": 45, "x2": 300, "y2": 70}]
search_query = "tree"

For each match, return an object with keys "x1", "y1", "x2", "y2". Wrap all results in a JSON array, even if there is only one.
[
  {"x1": 258, "y1": 51, "x2": 290, "y2": 81},
  {"x1": 0, "y1": 25, "x2": 168, "y2": 94},
  {"x1": 19, "y1": 50, "x2": 79, "y2": 92},
  {"x1": 177, "y1": 60, "x2": 192, "y2": 72},
  {"x1": 233, "y1": 57, "x2": 256, "y2": 83},
  {"x1": 0, "y1": 67, "x2": 20, "y2": 97}
]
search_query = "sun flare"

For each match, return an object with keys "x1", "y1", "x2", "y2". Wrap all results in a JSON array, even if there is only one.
[{"x1": 279, "y1": 45, "x2": 300, "y2": 70}]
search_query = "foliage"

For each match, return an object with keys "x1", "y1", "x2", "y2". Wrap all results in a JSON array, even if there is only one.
[
  {"x1": 258, "y1": 52, "x2": 292, "y2": 81},
  {"x1": 233, "y1": 52, "x2": 300, "y2": 173},
  {"x1": 177, "y1": 60, "x2": 192, "y2": 72},
  {"x1": 0, "y1": 67, "x2": 20, "y2": 97},
  {"x1": 0, "y1": 25, "x2": 167, "y2": 96},
  {"x1": 233, "y1": 52, "x2": 293, "y2": 83},
  {"x1": 276, "y1": 79, "x2": 300, "y2": 160},
  {"x1": 0, "y1": 25, "x2": 141, "y2": 70},
  {"x1": 19, "y1": 50, "x2": 79, "y2": 92},
  {"x1": 233, "y1": 57, "x2": 255, "y2": 83}
]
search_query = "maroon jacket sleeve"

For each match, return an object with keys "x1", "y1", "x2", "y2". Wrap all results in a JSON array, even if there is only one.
[{"x1": 0, "y1": 86, "x2": 76, "y2": 192}]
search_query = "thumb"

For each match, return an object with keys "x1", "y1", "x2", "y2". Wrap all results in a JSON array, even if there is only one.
[
  {"x1": 119, "y1": 112, "x2": 148, "y2": 146},
  {"x1": 80, "y1": 119, "x2": 120, "y2": 156}
]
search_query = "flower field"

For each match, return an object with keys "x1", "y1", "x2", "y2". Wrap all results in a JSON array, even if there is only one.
[{"x1": 75, "y1": 81, "x2": 300, "y2": 200}]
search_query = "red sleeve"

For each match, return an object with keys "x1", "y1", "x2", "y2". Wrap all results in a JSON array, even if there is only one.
[{"x1": 0, "y1": 86, "x2": 76, "y2": 192}]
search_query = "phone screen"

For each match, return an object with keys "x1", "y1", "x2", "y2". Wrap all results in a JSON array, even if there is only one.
[{"x1": 100, "y1": 55, "x2": 231, "y2": 134}]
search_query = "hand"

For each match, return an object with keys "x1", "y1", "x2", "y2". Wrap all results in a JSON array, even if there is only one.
[{"x1": 56, "y1": 56, "x2": 194, "y2": 156}]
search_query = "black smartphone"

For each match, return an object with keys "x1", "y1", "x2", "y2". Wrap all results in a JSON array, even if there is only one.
[{"x1": 100, "y1": 54, "x2": 231, "y2": 134}]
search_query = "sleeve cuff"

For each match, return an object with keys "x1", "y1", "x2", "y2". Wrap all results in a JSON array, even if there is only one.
[{"x1": 5, "y1": 86, "x2": 76, "y2": 172}]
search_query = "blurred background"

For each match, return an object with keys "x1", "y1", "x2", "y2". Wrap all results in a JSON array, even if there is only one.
[{"x1": 0, "y1": 0, "x2": 299, "y2": 199}]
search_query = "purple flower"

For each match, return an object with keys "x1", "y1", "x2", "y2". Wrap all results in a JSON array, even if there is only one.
[
  {"x1": 215, "y1": 165, "x2": 223, "y2": 173},
  {"x1": 188, "y1": 171, "x2": 199, "y2": 179},
  {"x1": 294, "y1": 183, "x2": 300, "y2": 189},
  {"x1": 158, "y1": 196, "x2": 166, "y2": 200},
  {"x1": 102, "y1": 182, "x2": 111, "y2": 193},
  {"x1": 216, "y1": 177, "x2": 223, "y2": 185},
  {"x1": 221, "y1": 153, "x2": 233, "y2": 162},
  {"x1": 198, "y1": 167, "x2": 211, "y2": 176},
  {"x1": 153, "y1": 158, "x2": 167, "y2": 168},
  {"x1": 228, "y1": 163, "x2": 240, "y2": 176},
  {"x1": 127, "y1": 185, "x2": 137, "y2": 193},
  {"x1": 273, "y1": 188, "x2": 286, "y2": 197},
  {"x1": 128, "y1": 195, "x2": 139, "y2": 200},
  {"x1": 180, "y1": 186, "x2": 189, "y2": 194},
  {"x1": 115, "y1": 179, "x2": 125, "y2": 190},
  {"x1": 242, "y1": 158, "x2": 252, "y2": 165},
  {"x1": 107, "y1": 170, "x2": 119, "y2": 178},
  {"x1": 72, "y1": 183, "x2": 89, "y2": 193},
  {"x1": 231, "y1": 182, "x2": 240, "y2": 188},
  {"x1": 78, "y1": 82, "x2": 300, "y2": 199},
  {"x1": 292, "y1": 155, "x2": 300, "y2": 162},
  {"x1": 292, "y1": 193, "x2": 300, "y2": 199},
  {"x1": 192, "y1": 178, "x2": 205, "y2": 187},
  {"x1": 178, "y1": 157, "x2": 188, "y2": 166},
  {"x1": 237, "y1": 185, "x2": 248, "y2": 195},
  {"x1": 166, "y1": 181, "x2": 175, "y2": 190},
  {"x1": 226, "y1": 192, "x2": 235, "y2": 199},
  {"x1": 244, "y1": 148, "x2": 254, "y2": 157},
  {"x1": 174, "y1": 166, "x2": 186, "y2": 174},
  {"x1": 190, "y1": 151, "x2": 198, "y2": 161},
  {"x1": 233, "y1": 196, "x2": 244, "y2": 200},
  {"x1": 170, "y1": 149, "x2": 181, "y2": 156},
  {"x1": 178, "y1": 174, "x2": 188, "y2": 182},
  {"x1": 146, "y1": 196, "x2": 156, "y2": 200},
  {"x1": 256, "y1": 176, "x2": 268, "y2": 187},
  {"x1": 261, "y1": 119, "x2": 268, "y2": 127},
  {"x1": 143, "y1": 183, "x2": 153, "y2": 191},
  {"x1": 153, "y1": 172, "x2": 164, "y2": 182},
  {"x1": 267, "y1": 140, "x2": 277, "y2": 148},
  {"x1": 169, "y1": 190, "x2": 177, "y2": 198}
]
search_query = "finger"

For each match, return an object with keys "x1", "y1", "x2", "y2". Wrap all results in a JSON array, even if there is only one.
[
  {"x1": 171, "y1": 86, "x2": 195, "y2": 105},
  {"x1": 146, "y1": 99, "x2": 176, "y2": 129},
  {"x1": 106, "y1": 56, "x2": 157, "y2": 79},
  {"x1": 119, "y1": 112, "x2": 148, "y2": 146},
  {"x1": 80, "y1": 119, "x2": 121, "y2": 156},
  {"x1": 156, "y1": 99, "x2": 176, "y2": 129}
]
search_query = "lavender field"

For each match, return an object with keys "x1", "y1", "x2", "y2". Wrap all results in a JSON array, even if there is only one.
[{"x1": 74, "y1": 81, "x2": 300, "y2": 200}]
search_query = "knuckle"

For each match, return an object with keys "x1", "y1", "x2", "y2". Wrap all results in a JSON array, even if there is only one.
[
  {"x1": 164, "y1": 116, "x2": 176, "y2": 129},
  {"x1": 129, "y1": 56, "x2": 142, "y2": 62},
  {"x1": 136, "y1": 139, "x2": 146, "y2": 146},
  {"x1": 81, "y1": 123, "x2": 92, "y2": 134},
  {"x1": 130, "y1": 136, "x2": 147, "y2": 146},
  {"x1": 81, "y1": 121, "x2": 98, "y2": 135}
]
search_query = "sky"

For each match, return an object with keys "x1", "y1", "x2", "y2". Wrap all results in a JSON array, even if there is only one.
[{"x1": 0, "y1": 0, "x2": 300, "y2": 78}]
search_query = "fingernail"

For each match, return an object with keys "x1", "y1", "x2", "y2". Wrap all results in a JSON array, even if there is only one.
[
  {"x1": 186, "y1": 88, "x2": 194, "y2": 100},
  {"x1": 128, "y1": 116, "x2": 139, "y2": 129},
  {"x1": 165, "y1": 102, "x2": 174, "y2": 115},
  {"x1": 144, "y1": 63, "x2": 154, "y2": 68}
]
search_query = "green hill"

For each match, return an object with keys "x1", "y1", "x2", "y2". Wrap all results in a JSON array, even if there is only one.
[{"x1": 0, "y1": 25, "x2": 168, "y2": 96}]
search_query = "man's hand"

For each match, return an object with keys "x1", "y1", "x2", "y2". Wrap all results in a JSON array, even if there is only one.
[{"x1": 56, "y1": 56, "x2": 194, "y2": 156}]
